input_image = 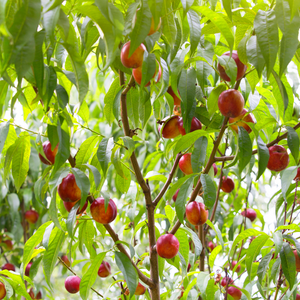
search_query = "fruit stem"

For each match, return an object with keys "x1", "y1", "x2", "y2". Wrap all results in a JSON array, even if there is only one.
[
  {"x1": 58, "y1": 256, "x2": 104, "y2": 298},
  {"x1": 153, "y1": 153, "x2": 182, "y2": 206}
]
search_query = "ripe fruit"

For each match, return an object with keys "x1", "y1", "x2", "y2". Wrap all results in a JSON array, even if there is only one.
[
  {"x1": 120, "y1": 41, "x2": 146, "y2": 69},
  {"x1": 241, "y1": 208, "x2": 257, "y2": 222},
  {"x1": 208, "y1": 241, "x2": 215, "y2": 252},
  {"x1": 179, "y1": 153, "x2": 193, "y2": 175},
  {"x1": 167, "y1": 86, "x2": 181, "y2": 105},
  {"x1": 90, "y1": 197, "x2": 117, "y2": 224},
  {"x1": 25, "y1": 210, "x2": 39, "y2": 224},
  {"x1": 221, "y1": 276, "x2": 234, "y2": 287},
  {"x1": 38, "y1": 141, "x2": 58, "y2": 165},
  {"x1": 98, "y1": 261, "x2": 111, "y2": 278},
  {"x1": 156, "y1": 234, "x2": 180, "y2": 259},
  {"x1": 29, "y1": 288, "x2": 42, "y2": 299},
  {"x1": 294, "y1": 167, "x2": 300, "y2": 181},
  {"x1": 58, "y1": 173, "x2": 81, "y2": 202},
  {"x1": 221, "y1": 177, "x2": 235, "y2": 193},
  {"x1": 172, "y1": 189, "x2": 180, "y2": 202},
  {"x1": 132, "y1": 61, "x2": 161, "y2": 86},
  {"x1": 217, "y1": 50, "x2": 247, "y2": 82},
  {"x1": 218, "y1": 89, "x2": 244, "y2": 118},
  {"x1": 229, "y1": 109, "x2": 255, "y2": 134},
  {"x1": 178, "y1": 117, "x2": 202, "y2": 135},
  {"x1": 135, "y1": 282, "x2": 146, "y2": 295},
  {"x1": 61, "y1": 255, "x2": 71, "y2": 267},
  {"x1": 63, "y1": 200, "x2": 88, "y2": 215},
  {"x1": 294, "y1": 250, "x2": 300, "y2": 272},
  {"x1": 267, "y1": 145, "x2": 289, "y2": 172},
  {"x1": 3, "y1": 240, "x2": 13, "y2": 250},
  {"x1": 296, "y1": 293, "x2": 300, "y2": 300},
  {"x1": 231, "y1": 261, "x2": 241, "y2": 273},
  {"x1": 227, "y1": 286, "x2": 242, "y2": 300},
  {"x1": 186, "y1": 202, "x2": 208, "y2": 226},
  {"x1": 2, "y1": 263, "x2": 15, "y2": 272},
  {"x1": 160, "y1": 115, "x2": 180, "y2": 139},
  {"x1": 213, "y1": 163, "x2": 218, "y2": 176},
  {"x1": 65, "y1": 275, "x2": 81, "y2": 294},
  {"x1": 148, "y1": 17, "x2": 161, "y2": 35},
  {"x1": 25, "y1": 262, "x2": 32, "y2": 276},
  {"x1": 0, "y1": 282, "x2": 6, "y2": 300}
]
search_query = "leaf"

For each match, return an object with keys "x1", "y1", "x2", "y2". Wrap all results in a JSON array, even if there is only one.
[
  {"x1": 71, "y1": 168, "x2": 90, "y2": 207},
  {"x1": 222, "y1": 0, "x2": 232, "y2": 20},
  {"x1": 49, "y1": 190, "x2": 63, "y2": 231},
  {"x1": 256, "y1": 136, "x2": 269, "y2": 180},
  {"x1": 254, "y1": 10, "x2": 279, "y2": 78},
  {"x1": 76, "y1": 136, "x2": 100, "y2": 165},
  {"x1": 280, "y1": 242, "x2": 296, "y2": 289},
  {"x1": 176, "y1": 229, "x2": 190, "y2": 268},
  {"x1": 280, "y1": 167, "x2": 297, "y2": 200},
  {"x1": 7, "y1": 194, "x2": 23, "y2": 243},
  {"x1": 11, "y1": 135, "x2": 31, "y2": 191},
  {"x1": 104, "y1": 78, "x2": 121, "y2": 125},
  {"x1": 257, "y1": 252, "x2": 273, "y2": 284},
  {"x1": 238, "y1": 127, "x2": 252, "y2": 174},
  {"x1": 129, "y1": 0, "x2": 152, "y2": 57},
  {"x1": 187, "y1": 10, "x2": 201, "y2": 56},
  {"x1": 273, "y1": 231, "x2": 283, "y2": 257},
  {"x1": 200, "y1": 174, "x2": 216, "y2": 209},
  {"x1": 191, "y1": 136, "x2": 207, "y2": 173},
  {"x1": 0, "y1": 121, "x2": 10, "y2": 154},
  {"x1": 161, "y1": 0, "x2": 177, "y2": 47},
  {"x1": 80, "y1": 252, "x2": 106, "y2": 300},
  {"x1": 217, "y1": 55, "x2": 237, "y2": 85},
  {"x1": 287, "y1": 126, "x2": 299, "y2": 163},
  {"x1": 193, "y1": 6, "x2": 234, "y2": 51},
  {"x1": 207, "y1": 84, "x2": 227, "y2": 117},
  {"x1": 66, "y1": 202, "x2": 80, "y2": 238},
  {"x1": 206, "y1": 220, "x2": 224, "y2": 249},
  {"x1": 43, "y1": 228, "x2": 65, "y2": 288},
  {"x1": 174, "y1": 130, "x2": 209, "y2": 154},
  {"x1": 175, "y1": 177, "x2": 194, "y2": 223},
  {"x1": 115, "y1": 252, "x2": 138, "y2": 297},
  {"x1": 272, "y1": 70, "x2": 289, "y2": 113},
  {"x1": 97, "y1": 137, "x2": 114, "y2": 175},
  {"x1": 209, "y1": 245, "x2": 222, "y2": 269},
  {"x1": 43, "y1": 6, "x2": 60, "y2": 40},
  {"x1": 180, "y1": 227, "x2": 203, "y2": 260},
  {"x1": 245, "y1": 234, "x2": 270, "y2": 278},
  {"x1": 247, "y1": 36, "x2": 265, "y2": 78},
  {"x1": 141, "y1": 53, "x2": 156, "y2": 89}
]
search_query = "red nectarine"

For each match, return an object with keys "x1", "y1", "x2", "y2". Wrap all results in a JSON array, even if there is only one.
[
  {"x1": 160, "y1": 116, "x2": 180, "y2": 139},
  {"x1": 167, "y1": 86, "x2": 181, "y2": 105},
  {"x1": 267, "y1": 145, "x2": 289, "y2": 172},
  {"x1": 241, "y1": 208, "x2": 257, "y2": 222},
  {"x1": 58, "y1": 174, "x2": 81, "y2": 202},
  {"x1": 65, "y1": 275, "x2": 81, "y2": 294},
  {"x1": 148, "y1": 17, "x2": 161, "y2": 35},
  {"x1": 218, "y1": 89, "x2": 244, "y2": 118},
  {"x1": 156, "y1": 234, "x2": 179, "y2": 259},
  {"x1": 179, "y1": 153, "x2": 193, "y2": 175},
  {"x1": 25, "y1": 210, "x2": 39, "y2": 224},
  {"x1": 0, "y1": 282, "x2": 6, "y2": 300},
  {"x1": 38, "y1": 141, "x2": 58, "y2": 165},
  {"x1": 178, "y1": 117, "x2": 202, "y2": 135},
  {"x1": 231, "y1": 261, "x2": 241, "y2": 273},
  {"x1": 186, "y1": 202, "x2": 208, "y2": 225},
  {"x1": 98, "y1": 261, "x2": 111, "y2": 278},
  {"x1": 229, "y1": 109, "x2": 255, "y2": 133},
  {"x1": 120, "y1": 41, "x2": 146, "y2": 69},
  {"x1": 25, "y1": 262, "x2": 32, "y2": 276},
  {"x1": 63, "y1": 200, "x2": 88, "y2": 215},
  {"x1": 294, "y1": 250, "x2": 300, "y2": 272},
  {"x1": 221, "y1": 176, "x2": 235, "y2": 193},
  {"x1": 134, "y1": 282, "x2": 146, "y2": 295},
  {"x1": 90, "y1": 197, "x2": 117, "y2": 224},
  {"x1": 172, "y1": 189, "x2": 180, "y2": 202},
  {"x1": 227, "y1": 286, "x2": 242, "y2": 300},
  {"x1": 2, "y1": 263, "x2": 15, "y2": 272}
]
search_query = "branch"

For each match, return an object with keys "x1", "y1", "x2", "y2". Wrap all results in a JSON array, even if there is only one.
[
  {"x1": 122, "y1": 75, "x2": 135, "y2": 95},
  {"x1": 215, "y1": 121, "x2": 300, "y2": 162},
  {"x1": 199, "y1": 225, "x2": 205, "y2": 271},
  {"x1": 58, "y1": 256, "x2": 104, "y2": 298},
  {"x1": 68, "y1": 155, "x2": 76, "y2": 168},
  {"x1": 153, "y1": 153, "x2": 182, "y2": 206},
  {"x1": 104, "y1": 224, "x2": 154, "y2": 288}
]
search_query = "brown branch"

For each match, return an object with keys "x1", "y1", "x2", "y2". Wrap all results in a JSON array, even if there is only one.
[
  {"x1": 153, "y1": 153, "x2": 182, "y2": 206},
  {"x1": 58, "y1": 256, "x2": 104, "y2": 298},
  {"x1": 104, "y1": 224, "x2": 154, "y2": 288},
  {"x1": 68, "y1": 155, "x2": 76, "y2": 168},
  {"x1": 122, "y1": 75, "x2": 135, "y2": 95},
  {"x1": 199, "y1": 225, "x2": 205, "y2": 271},
  {"x1": 215, "y1": 121, "x2": 300, "y2": 162}
]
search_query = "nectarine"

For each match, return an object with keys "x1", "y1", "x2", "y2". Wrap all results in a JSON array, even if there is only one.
[
  {"x1": 120, "y1": 41, "x2": 146, "y2": 69},
  {"x1": 98, "y1": 261, "x2": 111, "y2": 278},
  {"x1": 0, "y1": 282, "x2": 6, "y2": 300},
  {"x1": 156, "y1": 234, "x2": 179, "y2": 259},
  {"x1": 221, "y1": 177, "x2": 235, "y2": 193},
  {"x1": 218, "y1": 89, "x2": 244, "y2": 118},
  {"x1": 178, "y1": 117, "x2": 202, "y2": 135},
  {"x1": 179, "y1": 153, "x2": 193, "y2": 175},
  {"x1": 229, "y1": 109, "x2": 255, "y2": 133},
  {"x1": 160, "y1": 116, "x2": 180, "y2": 139},
  {"x1": 58, "y1": 174, "x2": 81, "y2": 202},
  {"x1": 241, "y1": 208, "x2": 257, "y2": 222},
  {"x1": 38, "y1": 141, "x2": 58, "y2": 165},
  {"x1": 167, "y1": 86, "x2": 181, "y2": 105},
  {"x1": 65, "y1": 275, "x2": 81, "y2": 294},
  {"x1": 25, "y1": 210, "x2": 39, "y2": 224},
  {"x1": 267, "y1": 145, "x2": 289, "y2": 172},
  {"x1": 90, "y1": 197, "x2": 117, "y2": 224},
  {"x1": 186, "y1": 202, "x2": 208, "y2": 225},
  {"x1": 227, "y1": 286, "x2": 242, "y2": 300}
]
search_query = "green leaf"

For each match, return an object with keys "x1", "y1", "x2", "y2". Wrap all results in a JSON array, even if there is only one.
[
  {"x1": 256, "y1": 136, "x2": 269, "y2": 180},
  {"x1": 0, "y1": 121, "x2": 10, "y2": 154},
  {"x1": 80, "y1": 252, "x2": 106, "y2": 300},
  {"x1": 287, "y1": 126, "x2": 299, "y2": 163},
  {"x1": 191, "y1": 136, "x2": 207, "y2": 173},
  {"x1": 209, "y1": 245, "x2": 222, "y2": 269},
  {"x1": 71, "y1": 168, "x2": 90, "y2": 207},
  {"x1": 272, "y1": 70, "x2": 289, "y2": 113},
  {"x1": 180, "y1": 227, "x2": 203, "y2": 260},
  {"x1": 247, "y1": 36, "x2": 265, "y2": 78},
  {"x1": 280, "y1": 167, "x2": 297, "y2": 200},
  {"x1": 193, "y1": 6, "x2": 234, "y2": 51},
  {"x1": 257, "y1": 252, "x2": 273, "y2": 284},
  {"x1": 217, "y1": 55, "x2": 237, "y2": 85},
  {"x1": 43, "y1": 227, "x2": 65, "y2": 288},
  {"x1": 115, "y1": 252, "x2": 138, "y2": 297},
  {"x1": 76, "y1": 136, "x2": 100, "y2": 165},
  {"x1": 280, "y1": 242, "x2": 296, "y2": 289},
  {"x1": 175, "y1": 229, "x2": 190, "y2": 268},
  {"x1": 200, "y1": 174, "x2": 216, "y2": 209},
  {"x1": 175, "y1": 177, "x2": 194, "y2": 224},
  {"x1": 174, "y1": 130, "x2": 209, "y2": 155},
  {"x1": 104, "y1": 78, "x2": 121, "y2": 125},
  {"x1": 52, "y1": 120, "x2": 70, "y2": 175},
  {"x1": 207, "y1": 84, "x2": 227, "y2": 117},
  {"x1": 115, "y1": 162, "x2": 131, "y2": 194},
  {"x1": 49, "y1": 189, "x2": 63, "y2": 231},
  {"x1": 273, "y1": 231, "x2": 283, "y2": 257},
  {"x1": 162, "y1": 0, "x2": 177, "y2": 47},
  {"x1": 238, "y1": 127, "x2": 252, "y2": 174},
  {"x1": 12, "y1": 134, "x2": 31, "y2": 191},
  {"x1": 141, "y1": 53, "x2": 156, "y2": 89},
  {"x1": 7, "y1": 193, "x2": 23, "y2": 243},
  {"x1": 254, "y1": 10, "x2": 279, "y2": 78},
  {"x1": 66, "y1": 202, "x2": 80, "y2": 238},
  {"x1": 129, "y1": 0, "x2": 152, "y2": 57},
  {"x1": 222, "y1": 0, "x2": 232, "y2": 20},
  {"x1": 97, "y1": 137, "x2": 114, "y2": 175},
  {"x1": 43, "y1": 6, "x2": 60, "y2": 40},
  {"x1": 56, "y1": 84, "x2": 69, "y2": 109},
  {"x1": 187, "y1": 10, "x2": 201, "y2": 56},
  {"x1": 206, "y1": 220, "x2": 224, "y2": 250},
  {"x1": 245, "y1": 234, "x2": 270, "y2": 278}
]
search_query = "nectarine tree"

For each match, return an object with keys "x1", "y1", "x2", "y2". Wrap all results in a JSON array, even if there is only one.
[{"x1": 0, "y1": 0, "x2": 300, "y2": 299}]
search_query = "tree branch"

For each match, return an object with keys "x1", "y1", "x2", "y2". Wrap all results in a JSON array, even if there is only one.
[{"x1": 153, "y1": 153, "x2": 182, "y2": 206}]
